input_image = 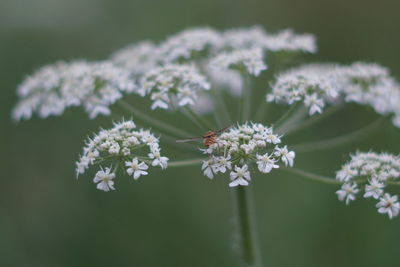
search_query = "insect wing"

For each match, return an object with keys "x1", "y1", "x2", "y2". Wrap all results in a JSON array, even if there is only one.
[
  {"x1": 176, "y1": 136, "x2": 203, "y2": 143},
  {"x1": 216, "y1": 125, "x2": 232, "y2": 134}
]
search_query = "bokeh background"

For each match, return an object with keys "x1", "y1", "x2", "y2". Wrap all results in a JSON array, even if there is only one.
[{"x1": 1, "y1": 0, "x2": 400, "y2": 266}]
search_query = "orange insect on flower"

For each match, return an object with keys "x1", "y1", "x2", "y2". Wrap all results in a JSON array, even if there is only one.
[{"x1": 176, "y1": 125, "x2": 232, "y2": 147}]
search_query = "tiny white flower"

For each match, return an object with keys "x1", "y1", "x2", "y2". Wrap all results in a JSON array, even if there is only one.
[
  {"x1": 125, "y1": 158, "x2": 149, "y2": 180},
  {"x1": 336, "y1": 165, "x2": 358, "y2": 182},
  {"x1": 215, "y1": 155, "x2": 232, "y2": 173},
  {"x1": 202, "y1": 158, "x2": 217, "y2": 179},
  {"x1": 108, "y1": 143, "x2": 120, "y2": 155},
  {"x1": 93, "y1": 167, "x2": 116, "y2": 192},
  {"x1": 149, "y1": 149, "x2": 169, "y2": 169},
  {"x1": 274, "y1": 146, "x2": 295, "y2": 167},
  {"x1": 304, "y1": 93, "x2": 324, "y2": 115},
  {"x1": 265, "y1": 133, "x2": 281, "y2": 144},
  {"x1": 336, "y1": 183, "x2": 359, "y2": 205},
  {"x1": 363, "y1": 178, "x2": 384, "y2": 199},
  {"x1": 151, "y1": 92, "x2": 169, "y2": 110},
  {"x1": 376, "y1": 193, "x2": 400, "y2": 219},
  {"x1": 229, "y1": 165, "x2": 251, "y2": 187},
  {"x1": 256, "y1": 153, "x2": 279, "y2": 173}
]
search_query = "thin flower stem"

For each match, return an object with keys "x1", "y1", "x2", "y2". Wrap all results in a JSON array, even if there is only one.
[
  {"x1": 275, "y1": 106, "x2": 308, "y2": 135},
  {"x1": 118, "y1": 100, "x2": 192, "y2": 139},
  {"x1": 241, "y1": 74, "x2": 252, "y2": 123},
  {"x1": 254, "y1": 83, "x2": 273, "y2": 123},
  {"x1": 387, "y1": 181, "x2": 400, "y2": 185},
  {"x1": 254, "y1": 99, "x2": 272, "y2": 123},
  {"x1": 180, "y1": 108, "x2": 205, "y2": 131},
  {"x1": 211, "y1": 88, "x2": 232, "y2": 126},
  {"x1": 279, "y1": 167, "x2": 342, "y2": 185},
  {"x1": 284, "y1": 103, "x2": 345, "y2": 136},
  {"x1": 184, "y1": 106, "x2": 215, "y2": 130},
  {"x1": 167, "y1": 158, "x2": 204, "y2": 167},
  {"x1": 273, "y1": 103, "x2": 301, "y2": 129},
  {"x1": 231, "y1": 186, "x2": 262, "y2": 267},
  {"x1": 290, "y1": 117, "x2": 384, "y2": 153}
]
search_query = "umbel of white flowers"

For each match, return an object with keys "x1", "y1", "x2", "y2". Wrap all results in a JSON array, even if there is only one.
[
  {"x1": 267, "y1": 62, "x2": 400, "y2": 126},
  {"x1": 335, "y1": 152, "x2": 400, "y2": 219},
  {"x1": 201, "y1": 122, "x2": 295, "y2": 187},
  {"x1": 76, "y1": 120, "x2": 169, "y2": 192},
  {"x1": 12, "y1": 61, "x2": 137, "y2": 120},
  {"x1": 12, "y1": 26, "x2": 400, "y2": 128},
  {"x1": 12, "y1": 26, "x2": 317, "y2": 121}
]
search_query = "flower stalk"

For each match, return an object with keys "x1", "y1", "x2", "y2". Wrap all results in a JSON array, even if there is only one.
[
  {"x1": 290, "y1": 117, "x2": 384, "y2": 153},
  {"x1": 118, "y1": 100, "x2": 193, "y2": 138},
  {"x1": 232, "y1": 186, "x2": 262, "y2": 267}
]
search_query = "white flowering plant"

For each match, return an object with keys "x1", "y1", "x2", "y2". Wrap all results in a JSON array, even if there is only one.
[{"x1": 12, "y1": 26, "x2": 400, "y2": 266}]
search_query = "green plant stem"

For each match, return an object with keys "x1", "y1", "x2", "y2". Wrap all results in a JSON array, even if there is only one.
[
  {"x1": 118, "y1": 100, "x2": 192, "y2": 139},
  {"x1": 290, "y1": 117, "x2": 384, "y2": 153},
  {"x1": 273, "y1": 103, "x2": 302, "y2": 130},
  {"x1": 231, "y1": 187, "x2": 262, "y2": 267},
  {"x1": 275, "y1": 106, "x2": 308, "y2": 135},
  {"x1": 279, "y1": 167, "x2": 341, "y2": 185},
  {"x1": 254, "y1": 100, "x2": 271, "y2": 123},
  {"x1": 211, "y1": 89, "x2": 232, "y2": 127},
  {"x1": 184, "y1": 106, "x2": 215, "y2": 130},
  {"x1": 387, "y1": 181, "x2": 400, "y2": 185},
  {"x1": 180, "y1": 108, "x2": 205, "y2": 131},
  {"x1": 284, "y1": 103, "x2": 345, "y2": 136},
  {"x1": 167, "y1": 158, "x2": 204, "y2": 167},
  {"x1": 280, "y1": 167, "x2": 400, "y2": 186},
  {"x1": 241, "y1": 74, "x2": 252, "y2": 123}
]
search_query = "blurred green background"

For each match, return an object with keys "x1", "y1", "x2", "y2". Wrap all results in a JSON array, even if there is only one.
[{"x1": 1, "y1": 0, "x2": 400, "y2": 266}]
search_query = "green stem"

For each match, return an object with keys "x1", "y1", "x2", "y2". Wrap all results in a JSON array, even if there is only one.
[
  {"x1": 231, "y1": 187, "x2": 262, "y2": 267},
  {"x1": 280, "y1": 167, "x2": 400, "y2": 186},
  {"x1": 211, "y1": 89, "x2": 232, "y2": 127},
  {"x1": 254, "y1": 100, "x2": 271, "y2": 123},
  {"x1": 118, "y1": 100, "x2": 192, "y2": 139},
  {"x1": 184, "y1": 106, "x2": 215, "y2": 130},
  {"x1": 284, "y1": 103, "x2": 345, "y2": 136},
  {"x1": 167, "y1": 158, "x2": 204, "y2": 167},
  {"x1": 279, "y1": 167, "x2": 341, "y2": 185},
  {"x1": 180, "y1": 108, "x2": 205, "y2": 130},
  {"x1": 290, "y1": 118, "x2": 384, "y2": 153},
  {"x1": 273, "y1": 103, "x2": 301, "y2": 130},
  {"x1": 387, "y1": 181, "x2": 400, "y2": 185},
  {"x1": 241, "y1": 74, "x2": 252, "y2": 123}
]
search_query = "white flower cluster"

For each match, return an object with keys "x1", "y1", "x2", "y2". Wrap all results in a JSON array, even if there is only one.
[
  {"x1": 14, "y1": 26, "x2": 317, "y2": 121},
  {"x1": 340, "y1": 62, "x2": 400, "y2": 127},
  {"x1": 263, "y1": 29, "x2": 317, "y2": 53},
  {"x1": 157, "y1": 27, "x2": 221, "y2": 63},
  {"x1": 335, "y1": 152, "x2": 400, "y2": 219},
  {"x1": 201, "y1": 122, "x2": 295, "y2": 187},
  {"x1": 205, "y1": 67, "x2": 244, "y2": 97},
  {"x1": 139, "y1": 64, "x2": 210, "y2": 110},
  {"x1": 76, "y1": 120, "x2": 168, "y2": 192},
  {"x1": 209, "y1": 48, "x2": 267, "y2": 77},
  {"x1": 267, "y1": 62, "x2": 400, "y2": 125},
  {"x1": 111, "y1": 41, "x2": 159, "y2": 76},
  {"x1": 267, "y1": 64, "x2": 341, "y2": 115},
  {"x1": 12, "y1": 61, "x2": 137, "y2": 120},
  {"x1": 220, "y1": 26, "x2": 317, "y2": 53}
]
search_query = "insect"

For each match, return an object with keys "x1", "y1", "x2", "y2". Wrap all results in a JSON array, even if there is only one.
[{"x1": 176, "y1": 125, "x2": 232, "y2": 147}]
